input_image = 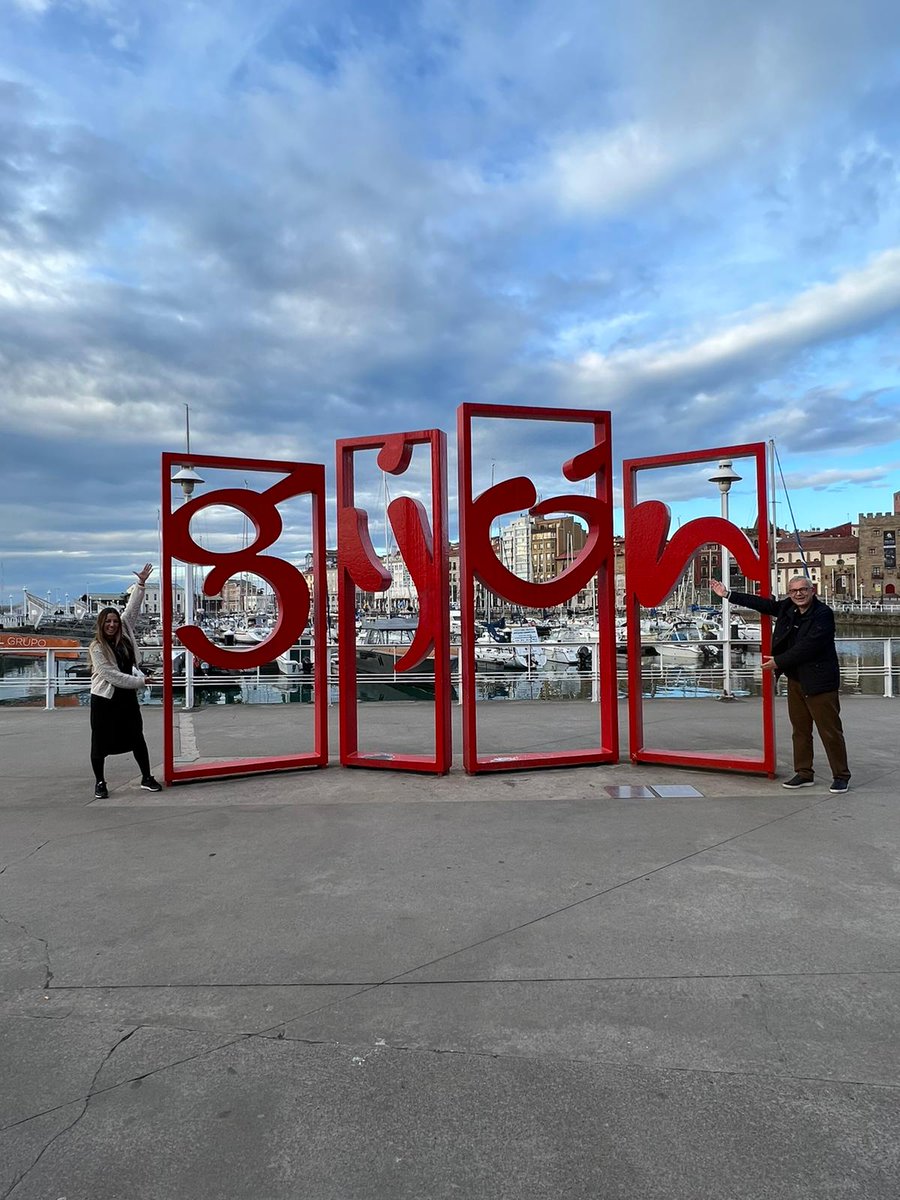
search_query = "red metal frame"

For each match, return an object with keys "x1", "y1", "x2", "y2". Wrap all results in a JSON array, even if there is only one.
[
  {"x1": 161, "y1": 453, "x2": 328, "y2": 783},
  {"x1": 336, "y1": 431, "x2": 451, "y2": 774},
  {"x1": 623, "y1": 443, "x2": 775, "y2": 775},
  {"x1": 457, "y1": 403, "x2": 618, "y2": 774}
]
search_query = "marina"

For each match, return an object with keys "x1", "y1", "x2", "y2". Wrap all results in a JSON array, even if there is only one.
[{"x1": 3, "y1": 625, "x2": 898, "y2": 707}]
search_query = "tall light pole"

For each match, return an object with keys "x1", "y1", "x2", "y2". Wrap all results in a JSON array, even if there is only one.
[
  {"x1": 171, "y1": 464, "x2": 205, "y2": 708},
  {"x1": 708, "y1": 459, "x2": 742, "y2": 699}
]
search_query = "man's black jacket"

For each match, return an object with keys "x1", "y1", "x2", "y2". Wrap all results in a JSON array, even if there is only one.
[{"x1": 728, "y1": 591, "x2": 841, "y2": 696}]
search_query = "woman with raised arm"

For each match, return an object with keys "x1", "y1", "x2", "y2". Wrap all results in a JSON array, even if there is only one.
[{"x1": 89, "y1": 562, "x2": 162, "y2": 799}]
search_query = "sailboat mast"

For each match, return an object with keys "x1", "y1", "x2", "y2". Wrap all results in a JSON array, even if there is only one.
[{"x1": 768, "y1": 439, "x2": 777, "y2": 596}]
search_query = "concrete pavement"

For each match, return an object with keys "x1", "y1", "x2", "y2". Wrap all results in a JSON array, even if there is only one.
[{"x1": 1, "y1": 695, "x2": 898, "y2": 1198}]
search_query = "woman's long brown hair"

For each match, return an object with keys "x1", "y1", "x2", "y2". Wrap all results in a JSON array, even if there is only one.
[{"x1": 90, "y1": 607, "x2": 135, "y2": 662}]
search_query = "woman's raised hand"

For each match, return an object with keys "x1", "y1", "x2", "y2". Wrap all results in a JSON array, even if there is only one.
[{"x1": 134, "y1": 563, "x2": 154, "y2": 586}]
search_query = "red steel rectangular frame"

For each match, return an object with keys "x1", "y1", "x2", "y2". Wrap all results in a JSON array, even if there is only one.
[
  {"x1": 335, "y1": 430, "x2": 452, "y2": 774},
  {"x1": 161, "y1": 452, "x2": 328, "y2": 783},
  {"x1": 457, "y1": 402, "x2": 619, "y2": 774},
  {"x1": 623, "y1": 442, "x2": 775, "y2": 775}
]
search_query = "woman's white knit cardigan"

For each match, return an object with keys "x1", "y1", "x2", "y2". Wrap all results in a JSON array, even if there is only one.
[{"x1": 89, "y1": 583, "x2": 149, "y2": 699}]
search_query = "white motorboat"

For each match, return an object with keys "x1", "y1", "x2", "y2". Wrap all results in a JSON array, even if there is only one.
[
  {"x1": 473, "y1": 634, "x2": 529, "y2": 671},
  {"x1": 651, "y1": 623, "x2": 718, "y2": 664},
  {"x1": 542, "y1": 624, "x2": 597, "y2": 666},
  {"x1": 233, "y1": 624, "x2": 270, "y2": 645},
  {"x1": 277, "y1": 634, "x2": 314, "y2": 676},
  {"x1": 355, "y1": 617, "x2": 457, "y2": 678}
]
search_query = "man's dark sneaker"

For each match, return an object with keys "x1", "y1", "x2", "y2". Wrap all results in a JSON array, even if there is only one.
[
  {"x1": 782, "y1": 774, "x2": 815, "y2": 789},
  {"x1": 829, "y1": 778, "x2": 850, "y2": 794},
  {"x1": 94, "y1": 781, "x2": 109, "y2": 800},
  {"x1": 140, "y1": 776, "x2": 163, "y2": 792}
]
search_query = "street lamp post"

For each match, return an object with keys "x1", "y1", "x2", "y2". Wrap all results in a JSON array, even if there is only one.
[
  {"x1": 170, "y1": 465, "x2": 205, "y2": 708},
  {"x1": 708, "y1": 459, "x2": 742, "y2": 700}
]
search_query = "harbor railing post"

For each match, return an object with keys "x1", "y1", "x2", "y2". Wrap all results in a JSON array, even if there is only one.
[
  {"x1": 884, "y1": 638, "x2": 893, "y2": 699},
  {"x1": 45, "y1": 649, "x2": 54, "y2": 710}
]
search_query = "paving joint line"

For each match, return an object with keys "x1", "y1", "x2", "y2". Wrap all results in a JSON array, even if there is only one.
[
  {"x1": 34, "y1": 967, "x2": 900, "y2": 990},
  {"x1": 376, "y1": 792, "x2": 851, "y2": 987}
]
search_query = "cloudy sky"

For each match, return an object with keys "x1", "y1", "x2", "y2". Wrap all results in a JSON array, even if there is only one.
[{"x1": 2, "y1": 0, "x2": 900, "y2": 604}]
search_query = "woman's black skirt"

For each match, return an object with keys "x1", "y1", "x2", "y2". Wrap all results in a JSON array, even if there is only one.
[{"x1": 90, "y1": 690, "x2": 145, "y2": 757}]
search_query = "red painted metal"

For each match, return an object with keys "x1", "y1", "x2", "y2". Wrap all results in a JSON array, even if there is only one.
[
  {"x1": 457, "y1": 403, "x2": 618, "y2": 774},
  {"x1": 336, "y1": 431, "x2": 451, "y2": 773},
  {"x1": 161, "y1": 453, "x2": 328, "y2": 783},
  {"x1": 623, "y1": 443, "x2": 775, "y2": 775}
]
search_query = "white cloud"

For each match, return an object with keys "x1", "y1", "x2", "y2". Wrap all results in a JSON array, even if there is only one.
[
  {"x1": 783, "y1": 465, "x2": 899, "y2": 490},
  {"x1": 548, "y1": 121, "x2": 717, "y2": 216},
  {"x1": 572, "y1": 246, "x2": 900, "y2": 398}
]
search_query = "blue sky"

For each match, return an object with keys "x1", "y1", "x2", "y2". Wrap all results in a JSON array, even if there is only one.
[{"x1": 1, "y1": 0, "x2": 899, "y2": 602}]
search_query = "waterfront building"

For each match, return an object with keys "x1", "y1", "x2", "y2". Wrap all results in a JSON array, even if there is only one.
[
  {"x1": 773, "y1": 528, "x2": 858, "y2": 601},
  {"x1": 498, "y1": 515, "x2": 533, "y2": 584},
  {"x1": 532, "y1": 516, "x2": 587, "y2": 585},
  {"x1": 857, "y1": 491, "x2": 900, "y2": 600},
  {"x1": 448, "y1": 542, "x2": 460, "y2": 609}
]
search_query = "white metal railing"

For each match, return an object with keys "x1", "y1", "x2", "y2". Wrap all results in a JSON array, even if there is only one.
[{"x1": 1, "y1": 637, "x2": 897, "y2": 707}]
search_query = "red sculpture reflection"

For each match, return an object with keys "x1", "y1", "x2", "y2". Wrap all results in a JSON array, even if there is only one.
[
  {"x1": 336, "y1": 430, "x2": 451, "y2": 774},
  {"x1": 457, "y1": 403, "x2": 617, "y2": 774}
]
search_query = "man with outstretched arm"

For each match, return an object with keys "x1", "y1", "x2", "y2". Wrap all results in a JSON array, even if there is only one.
[{"x1": 710, "y1": 576, "x2": 851, "y2": 793}]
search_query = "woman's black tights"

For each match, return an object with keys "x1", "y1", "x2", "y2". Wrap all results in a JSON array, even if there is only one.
[{"x1": 92, "y1": 736, "x2": 151, "y2": 783}]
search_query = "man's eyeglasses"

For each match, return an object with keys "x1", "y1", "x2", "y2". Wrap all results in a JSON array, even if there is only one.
[{"x1": 788, "y1": 586, "x2": 812, "y2": 595}]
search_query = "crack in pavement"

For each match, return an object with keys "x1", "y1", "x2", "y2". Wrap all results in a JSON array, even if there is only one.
[
  {"x1": 0, "y1": 911, "x2": 52, "y2": 989},
  {"x1": 0, "y1": 1025, "x2": 139, "y2": 1199},
  {"x1": 245, "y1": 1028, "x2": 900, "y2": 1091},
  {"x1": 5, "y1": 1012, "x2": 900, "y2": 1149},
  {"x1": 0, "y1": 842, "x2": 49, "y2": 878},
  {"x1": 3, "y1": 997, "x2": 899, "y2": 1152},
  {"x1": 0, "y1": 982, "x2": 382, "y2": 1137}
]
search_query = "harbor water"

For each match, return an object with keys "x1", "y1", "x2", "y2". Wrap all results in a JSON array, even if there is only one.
[{"x1": 2, "y1": 635, "x2": 898, "y2": 707}]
